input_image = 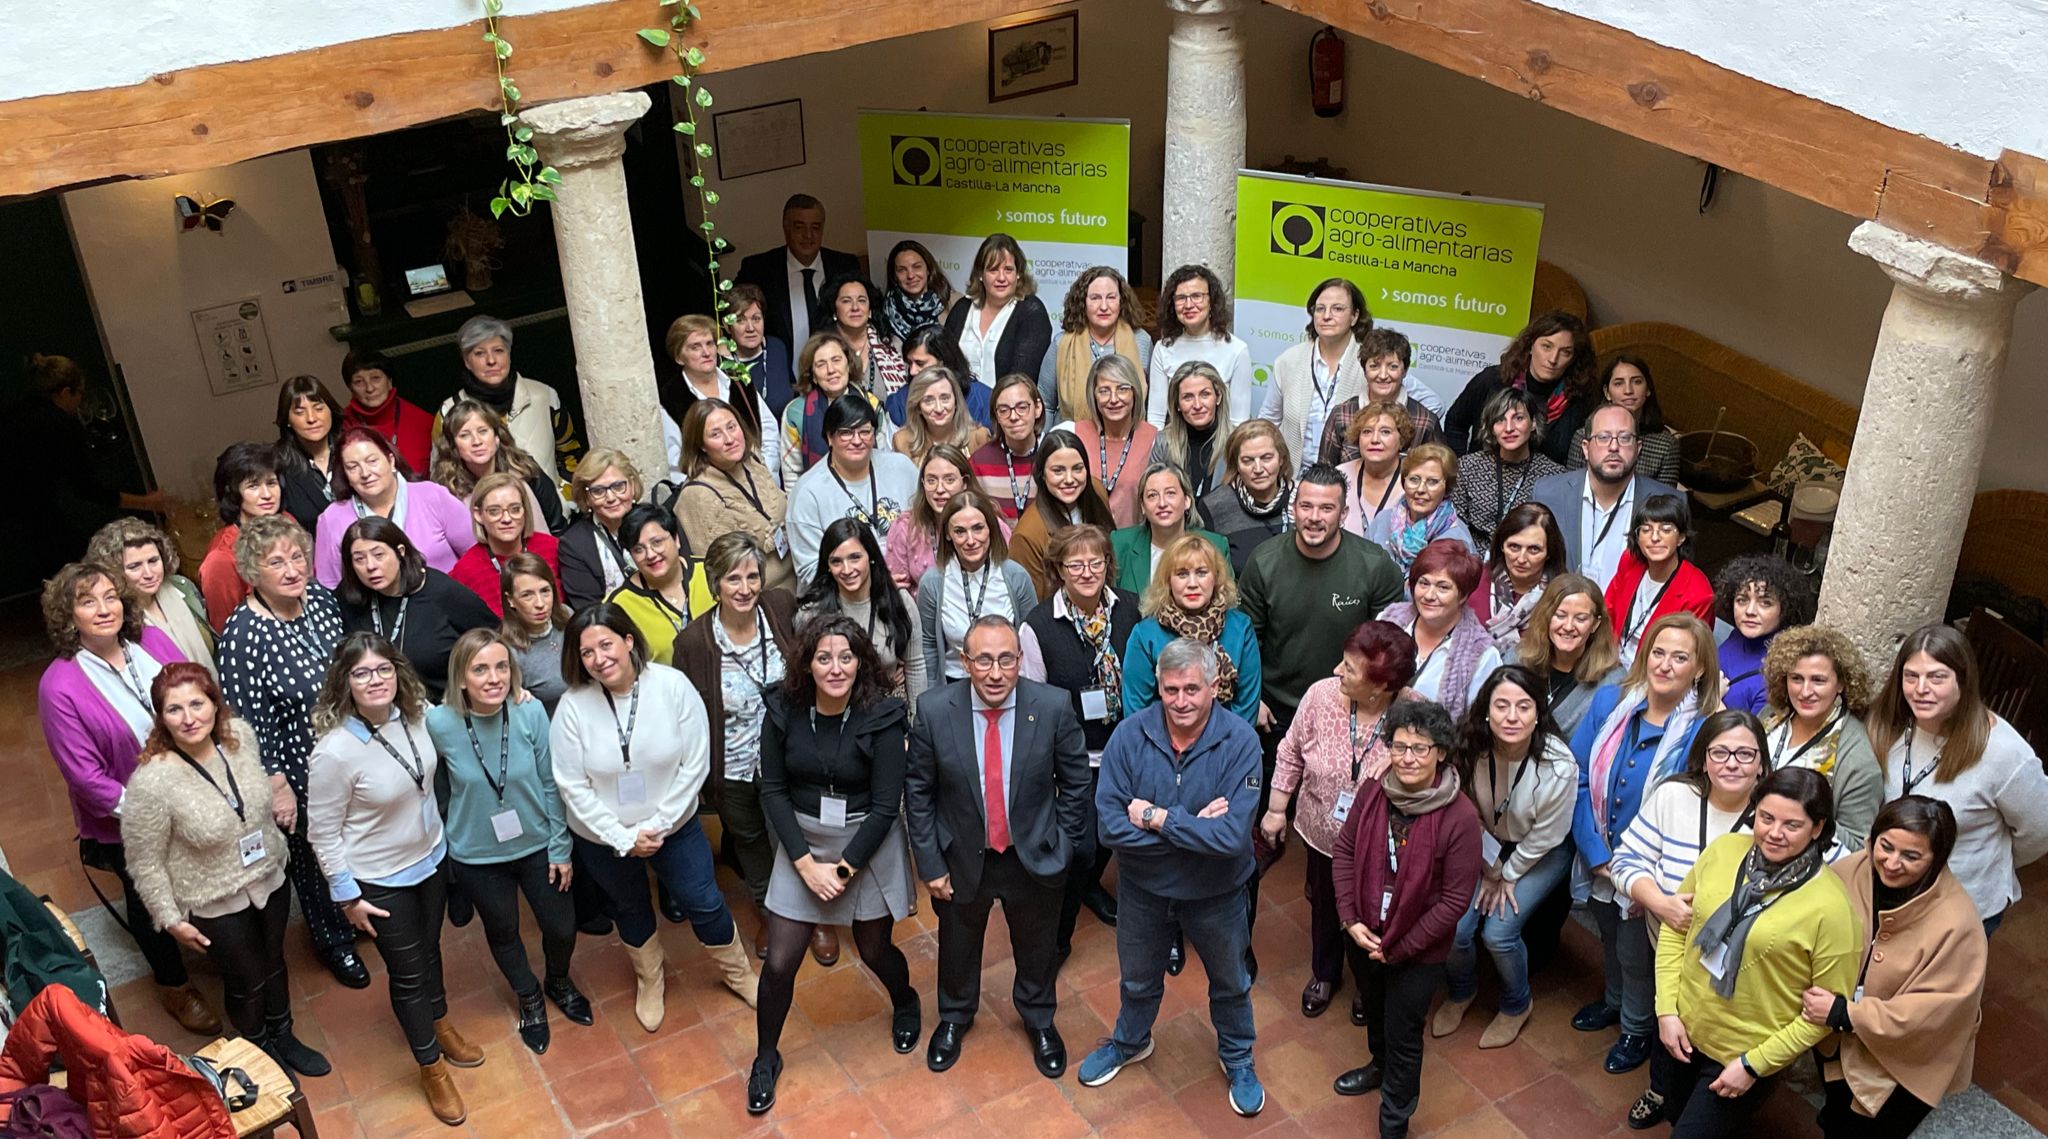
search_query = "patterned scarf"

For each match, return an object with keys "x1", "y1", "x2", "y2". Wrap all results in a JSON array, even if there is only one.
[
  {"x1": 1157, "y1": 598, "x2": 1238, "y2": 706},
  {"x1": 1385, "y1": 497, "x2": 1459, "y2": 573},
  {"x1": 1587, "y1": 686, "x2": 1701, "y2": 831},
  {"x1": 1507, "y1": 369, "x2": 1569, "y2": 423},
  {"x1": 882, "y1": 287, "x2": 947, "y2": 345},
  {"x1": 1066, "y1": 593, "x2": 1123, "y2": 725},
  {"x1": 1764, "y1": 700, "x2": 1847, "y2": 777},
  {"x1": 1483, "y1": 565, "x2": 1549, "y2": 652},
  {"x1": 1235, "y1": 478, "x2": 1294, "y2": 531},
  {"x1": 1379, "y1": 602, "x2": 1494, "y2": 719},
  {"x1": 1692, "y1": 839, "x2": 1825, "y2": 999}
]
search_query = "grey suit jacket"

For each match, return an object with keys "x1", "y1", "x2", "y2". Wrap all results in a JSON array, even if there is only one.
[
  {"x1": 905, "y1": 677, "x2": 1092, "y2": 904},
  {"x1": 1526, "y1": 470, "x2": 1682, "y2": 574}
]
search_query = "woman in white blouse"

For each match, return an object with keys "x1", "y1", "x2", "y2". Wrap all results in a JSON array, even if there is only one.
[
  {"x1": 550, "y1": 603, "x2": 760, "y2": 1033},
  {"x1": 305, "y1": 633, "x2": 480, "y2": 1124},
  {"x1": 1259, "y1": 278, "x2": 1367, "y2": 477},
  {"x1": 917, "y1": 490, "x2": 1038, "y2": 684},
  {"x1": 943, "y1": 233, "x2": 1053, "y2": 389}
]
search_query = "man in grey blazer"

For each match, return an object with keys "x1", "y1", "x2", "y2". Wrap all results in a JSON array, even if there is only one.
[
  {"x1": 1527, "y1": 402, "x2": 1679, "y2": 588},
  {"x1": 907, "y1": 615, "x2": 1092, "y2": 1078}
]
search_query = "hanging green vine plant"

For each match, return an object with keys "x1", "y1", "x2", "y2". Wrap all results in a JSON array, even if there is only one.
[
  {"x1": 482, "y1": 0, "x2": 563, "y2": 218},
  {"x1": 639, "y1": 2, "x2": 740, "y2": 367}
]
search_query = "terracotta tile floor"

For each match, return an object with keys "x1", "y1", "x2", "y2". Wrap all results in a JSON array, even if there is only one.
[{"x1": 4, "y1": 649, "x2": 2043, "y2": 1137}]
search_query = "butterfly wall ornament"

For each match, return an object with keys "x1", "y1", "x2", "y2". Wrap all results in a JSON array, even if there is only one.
[{"x1": 175, "y1": 194, "x2": 237, "y2": 234}]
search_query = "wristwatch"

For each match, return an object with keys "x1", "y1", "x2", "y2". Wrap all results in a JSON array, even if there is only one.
[
  {"x1": 835, "y1": 863, "x2": 853, "y2": 881},
  {"x1": 1141, "y1": 806, "x2": 1159, "y2": 826}
]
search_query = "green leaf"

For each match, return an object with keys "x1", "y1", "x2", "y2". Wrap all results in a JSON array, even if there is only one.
[
  {"x1": 493, "y1": 39, "x2": 511, "y2": 59},
  {"x1": 506, "y1": 143, "x2": 523, "y2": 161},
  {"x1": 503, "y1": 83, "x2": 520, "y2": 100},
  {"x1": 636, "y1": 27, "x2": 671, "y2": 47},
  {"x1": 704, "y1": 190, "x2": 720, "y2": 205},
  {"x1": 706, "y1": 260, "x2": 719, "y2": 272},
  {"x1": 693, "y1": 88, "x2": 713, "y2": 108},
  {"x1": 717, "y1": 274, "x2": 732, "y2": 285},
  {"x1": 693, "y1": 142, "x2": 712, "y2": 158},
  {"x1": 484, "y1": 0, "x2": 503, "y2": 15},
  {"x1": 689, "y1": 174, "x2": 705, "y2": 188},
  {"x1": 531, "y1": 185, "x2": 557, "y2": 202},
  {"x1": 702, "y1": 221, "x2": 717, "y2": 233},
  {"x1": 482, "y1": 32, "x2": 498, "y2": 44},
  {"x1": 713, "y1": 238, "x2": 730, "y2": 251},
  {"x1": 675, "y1": 120, "x2": 695, "y2": 135},
  {"x1": 515, "y1": 126, "x2": 533, "y2": 142},
  {"x1": 491, "y1": 197, "x2": 509, "y2": 219},
  {"x1": 684, "y1": 47, "x2": 705, "y2": 67},
  {"x1": 500, "y1": 112, "x2": 517, "y2": 126},
  {"x1": 673, "y1": 74, "x2": 690, "y2": 87},
  {"x1": 685, "y1": 4, "x2": 701, "y2": 19},
  {"x1": 511, "y1": 183, "x2": 533, "y2": 205},
  {"x1": 539, "y1": 167, "x2": 564, "y2": 185}
]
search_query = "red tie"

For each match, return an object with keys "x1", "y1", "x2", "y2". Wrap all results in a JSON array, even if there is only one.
[{"x1": 981, "y1": 707, "x2": 1010, "y2": 853}]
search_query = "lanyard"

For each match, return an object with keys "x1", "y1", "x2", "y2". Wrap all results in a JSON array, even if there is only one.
[
  {"x1": 1900, "y1": 727, "x2": 1936, "y2": 795},
  {"x1": 604, "y1": 679, "x2": 641, "y2": 769},
  {"x1": 1348, "y1": 703, "x2": 1385, "y2": 784},
  {"x1": 464, "y1": 711, "x2": 512, "y2": 802},
  {"x1": 1546, "y1": 672, "x2": 1578, "y2": 712},
  {"x1": 723, "y1": 463, "x2": 772, "y2": 522},
  {"x1": 1097, "y1": 428, "x2": 1137, "y2": 494},
  {"x1": 829, "y1": 461, "x2": 882, "y2": 531},
  {"x1": 1773, "y1": 708, "x2": 1844, "y2": 769},
  {"x1": 1385, "y1": 808, "x2": 1410, "y2": 877},
  {"x1": 638, "y1": 582, "x2": 690, "y2": 634},
  {"x1": 1591, "y1": 493, "x2": 1627, "y2": 554},
  {"x1": 366, "y1": 720, "x2": 427, "y2": 794},
  {"x1": 808, "y1": 705, "x2": 848, "y2": 795},
  {"x1": 1695, "y1": 792, "x2": 1754, "y2": 850},
  {"x1": 86, "y1": 643, "x2": 152, "y2": 714},
  {"x1": 1003, "y1": 441, "x2": 1035, "y2": 514},
  {"x1": 1620, "y1": 570, "x2": 1675, "y2": 648},
  {"x1": 721, "y1": 609, "x2": 775, "y2": 690},
  {"x1": 937, "y1": 561, "x2": 997, "y2": 659},
  {"x1": 254, "y1": 592, "x2": 327, "y2": 663},
  {"x1": 371, "y1": 594, "x2": 409, "y2": 650},
  {"x1": 1406, "y1": 619, "x2": 1448, "y2": 683},
  {"x1": 1492, "y1": 455, "x2": 1533, "y2": 533},
  {"x1": 1488, "y1": 749, "x2": 1534, "y2": 825},
  {"x1": 177, "y1": 745, "x2": 246, "y2": 822}
]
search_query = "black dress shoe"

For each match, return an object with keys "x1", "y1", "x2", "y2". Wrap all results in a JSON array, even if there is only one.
[
  {"x1": 658, "y1": 885, "x2": 687, "y2": 924},
  {"x1": 1029, "y1": 1026, "x2": 1066, "y2": 1079},
  {"x1": 544, "y1": 977, "x2": 593, "y2": 1026},
  {"x1": 323, "y1": 947, "x2": 370, "y2": 989},
  {"x1": 926, "y1": 1021, "x2": 970, "y2": 1072},
  {"x1": 446, "y1": 886, "x2": 474, "y2": 929},
  {"x1": 891, "y1": 1000, "x2": 921, "y2": 1054},
  {"x1": 1334, "y1": 1063, "x2": 1384, "y2": 1096},
  {"x1": 746, "y1": 1053, "x2": 782, "y2": 1115},
  {"x1": 1083, "y1": 886, "x2": 1119, "y2": 927},
  {"x1": 1350, "y1": 993, "x2": 1367, "y2": 1027},
  {"x1": 1166, "y1": 937, "x2": 1186, "y2": 977},
  {"x1": 1605, "y1": 1032, "x2": 1652, "y2": 1074},
  {"x1": 1301, "y1": 979, "x2": 1335, "y2": 1018},
  {"x1": 1572, "y1": 1000, "x2": 1621, "y2": 1032},
  {"x1": 517, "y1": 992, "x2": 550, "y2": 1055}
]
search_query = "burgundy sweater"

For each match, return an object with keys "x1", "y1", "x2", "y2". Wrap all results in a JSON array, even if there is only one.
[{"x1": 1332, "y1": 774, "x2": 1483, "y2": 965}]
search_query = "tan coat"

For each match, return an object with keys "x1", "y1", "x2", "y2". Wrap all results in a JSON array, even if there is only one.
[
  {"x1": 673, "y1": 457, "x2": 793, "y2": 592},
  {"x1": 1821, "y1": 850, "x2": 1987, "y2": 1116}
]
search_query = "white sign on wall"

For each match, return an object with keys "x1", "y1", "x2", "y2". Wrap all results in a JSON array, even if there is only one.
[{"x1": 191, "y1": 298, "x2": 277, "y2": 396}]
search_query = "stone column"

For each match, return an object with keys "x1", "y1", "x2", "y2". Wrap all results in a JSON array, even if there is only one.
[
  {"x1": 523, "y1": 91, "x2": 667, "y2": 485},
  {"x1": 1816, "y1": 221, "x2": 2035, "y2": 670},
  {"x1": 1161, "y1": 0, "x2": 1245, "y2": 280}
]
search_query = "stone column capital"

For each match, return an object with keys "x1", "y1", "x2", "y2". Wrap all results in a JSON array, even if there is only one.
[
  {"x1": 523, "y1": 91, "x2": 652, "y2": 169},
  {"x1": 1848, "y1": 220, "x2": 2034, "y2": 308},
  {"x1": 1165, "y1": 0, "x2": 1241, "y2": 16}
]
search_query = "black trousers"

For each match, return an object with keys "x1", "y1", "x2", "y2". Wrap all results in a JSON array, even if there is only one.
[
  {"x1": 358, "y1": 865, "x2": 450, "y2": 1066},
  {"x1": 1055, "y1": 767, "x2": 1112, "y2": 954},
  {"x1": 188, "y1": 881, "x2": 292, "y2": 1040},
  {"x1": 1656, "y1": 1048, "x2": 1776, "y2": 1138},
  {"x1": 934, "y1": 848, "x2": 1063, "y2": 1029},
  {"x1": 1358, "y1": 957, "x2": 1443, "y2": 1139},
  {"x1": 78, "y1": 838, "x2": 187, "y2": 987},
  {"x1": 1304, "y1": 847, "x2": 1368, "y2": 986},
  {"x1": 720, "y1": 776, "x2": 776, "y2": 907},
  {"x1": 457, "y1": 850, "x2": 576, "y2": 999},
  {"x1": 269, "y1": 761, "x2": 356, "y2": 952},
  {"x1": 1819, "y1": 1075, "x2": 1933, "y2": 1139}
]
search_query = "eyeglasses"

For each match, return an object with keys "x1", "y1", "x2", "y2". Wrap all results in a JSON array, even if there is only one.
[
  {"x1": 349, "y1": 663, "x2": 397, "y2": 683},
  {"x1": 1402, "y1": 474, "x2": 1445, "y2": 490},
  {"x1": 586, "y1": 479, "x2": 633, "y2": 501},
  {"x1": 831, "y1": 427, "x2": 876, "y2": 444},
  {"x1": 1060, "y1": 558, "x2": 1107, "y2": 576},
  {"x1": 1636, "y1": 522, "x2": 1680, "y2": 538},
  {"x1": 1384, "y1": 741, "x2": 1440, "y2": 758},
  {"x1": 1707, "y1": 746, "x2": 1762, "y2": 765},
  {"x1": 1311, "y1": 304, "x2": 1352, "y2": 317},
  {"x1": 1589, "y1": 432, "x2": 1640, "y2": 448},
  {"x1": 966, "y1": 653, "x2": 1021, "y2": 672},
  {"x1": 629, "y1": 535, "x2": 673, "y2": 558},
  {"x1": 262, "y1": 552, "x2": 308, "y2": 572},
  {"x1": 1172, "y1": 292, "x2": 1209, "y2": 306},
  {"x1": 481, "y1": 503, "x2": 525, "y2": 520},
  {"x1": 995, "y1": 402, "x2": 1036, "y2": 419}
]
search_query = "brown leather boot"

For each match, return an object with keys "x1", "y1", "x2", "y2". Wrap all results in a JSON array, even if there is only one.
[
  {"x1": 418, "y1": 1058, "x2": 466, "y2": 1126},
  {"x1": 810, "y1": 926, "x2": 840, "y2": 967},
  {"x1": 157, "y1": 983, "x2": 222, "y2": 1036},
  {"x1": 433, "y1": 1019, "x2": 484, "y2": 1068}
]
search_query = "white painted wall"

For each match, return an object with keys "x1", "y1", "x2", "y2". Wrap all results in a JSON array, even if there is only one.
[{"x1": 63, "y1": 150, "x2": 349, "y2": 498}]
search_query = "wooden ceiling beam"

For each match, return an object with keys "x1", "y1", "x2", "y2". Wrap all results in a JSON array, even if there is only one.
[
  {"x1": 1266, "y1": 0, "x2": 2048, "y2": 288},
  {"x1": 0, "y1": 0, "x2": 1048, "y2": 199}
]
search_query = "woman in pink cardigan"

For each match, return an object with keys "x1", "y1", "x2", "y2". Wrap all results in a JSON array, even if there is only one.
[
  {"x1": 313, "y1": 426, "x2": 475, "y2": 588},
  {"x1": 36, "y1": 561, "x2": 218, "y2": 1035}
]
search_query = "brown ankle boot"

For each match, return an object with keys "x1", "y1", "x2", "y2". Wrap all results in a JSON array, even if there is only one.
[
  {"x1": 433, "y1": 1019, "x2": 484, "y2": 1068},
  {"x1": 157, "y1": 983, "x2": 222, "y2": 1036},
  {"x1": 418, "y1": 1058, "x2": 466, "y2": 1125}
]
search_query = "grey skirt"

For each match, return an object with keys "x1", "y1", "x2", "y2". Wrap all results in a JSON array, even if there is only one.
[{"x1": 765, "y1": 809, "x2": 916, "y2": 924}]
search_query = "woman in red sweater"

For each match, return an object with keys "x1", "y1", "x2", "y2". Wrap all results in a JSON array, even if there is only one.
[
  {"x1": 1331, "y1": 699, "x2": 1483, "y2": 1139},
  {"x1": 1604, "y1": 494, "x2": 1714, "y2": 670},
  {"x1": 341, "y1": 348, "x2": 435, "y2": 474}
]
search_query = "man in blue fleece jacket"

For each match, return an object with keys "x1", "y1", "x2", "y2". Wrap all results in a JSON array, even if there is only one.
[{"x1": 1078, "y1": 636, "x2": 1266, "y2": 1117}]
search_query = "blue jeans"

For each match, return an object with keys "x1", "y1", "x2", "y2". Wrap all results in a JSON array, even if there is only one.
[
  {"x1": 1113, "y1": 881, "x2": 1256, "y2": 1069},
  {"x1": 574, "y1": 817, "x2": 737, "y2": 949},
  {"x1": 1591, "y1": 896, "x2": 1656, "y2": 1036},
  {"x1": 1445, "y1": 845, "x2": 1572, "y2": 1014}
]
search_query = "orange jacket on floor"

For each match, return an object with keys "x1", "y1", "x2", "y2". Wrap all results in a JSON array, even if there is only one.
[{"x1": 0, "y1": 985, "x2": 233, "y2": 1139}]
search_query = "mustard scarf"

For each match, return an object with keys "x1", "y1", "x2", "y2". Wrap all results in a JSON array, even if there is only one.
[{"x1": 1055, "y1": 326, "x2": 1142, "y2": 423}]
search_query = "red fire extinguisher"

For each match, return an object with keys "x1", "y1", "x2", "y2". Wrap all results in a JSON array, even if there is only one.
[{"x1": 1310, "y1": 27, "x2": 1345, "y2": 118}]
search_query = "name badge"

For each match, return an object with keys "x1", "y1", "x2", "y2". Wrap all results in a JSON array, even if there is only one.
[
  {"x1": 1332, "y1": 791, "x2": 1356, "y2": 824},
  {"x1": 772, "y1": 526, "x2": 790, "y2": 559},
  {"x1": 617, "y1": 772, "x2": 648, "y2": 806},
  {"x1": 1480, "y1": 830, "x2": 1503, "y2": 866},
  {"x1": 1851, "y1": 985, "x2": 1864, "y2": 1003},
  {"x1": 490, "y1": 809, "x2": 525, "y2": 843},
  {"x1": 1087, "y1": 749, "x2": 1103, "y2": 769},
  {"x1": 238, "y1": 831, "x2": 267, "y2": 868},
  {"x1": 1379, "y1": 887, "x2": 1394, "y2": 923},
  {"x1": 819, "y1": 794, "x2": 848, "y2": 828},
  {"x1": 1701, "y1": 941, "x2": 1730, "y2": 981},
  {"x1": 1079, "y1": 688, "x2": 1111, "y2": 721}
]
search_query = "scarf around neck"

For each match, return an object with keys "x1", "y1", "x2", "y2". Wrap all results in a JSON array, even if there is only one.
[
  {"x1": 1382, "y1": 763, "x2": 1462, "y2": 815},
  {"x1": 1587, "y1": 686, "x2": 1700, "y2": 831},
  {"x1": 1765, "y1": 699, "x2": 1848, "y2": 776},
  {"x1": 1157, "y1": 599, "x2": 1238, "y2": 706},
  {"x1": 1387, "y1": 498, "x2": 1458, "y2": 572},
  {"x1": 1381, "y1": 601, "x2": 1493, "y2": 718},
  {"x1": 1508, "y1": 369, "x2": 1569, "y2": 423},
  {"x1": 1484, "y1": 565, "x2": 1549, "y2": 651},
  {"x1": 1236, "y1": 478, "x2": 1294, "y2": 531},
  {"x1": 1693, "y1": 839, "x2": 1825, "y2": 999},
  {"x1": 882, "y1": 287, "x2": 947, "y2": 345},
  {"x1": 1054, "y1": 325, "x2": 1141, "y2": 423},
  {"x1": 460, "y1": 370, "x2": 519, "y2": 417}
]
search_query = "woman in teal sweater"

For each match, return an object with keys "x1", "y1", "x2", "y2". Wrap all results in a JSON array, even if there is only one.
[
  {"x1": 1109, "y1": 463, "x2": 1229, "y2": 595},
  {"x1": 1652, "y1": 766, "x2": 1858, "y2": 1137},
  {"x1": 425, "y1": 628, "x2": 589, "y2": 1055},
  {"x1": 1121, "y1": 532, "x2": 1260, "y2": 723}
]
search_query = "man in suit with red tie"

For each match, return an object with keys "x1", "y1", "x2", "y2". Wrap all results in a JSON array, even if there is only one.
[{"x1": 907, "y1": 614, "x2": 1091, "y2": 1078}]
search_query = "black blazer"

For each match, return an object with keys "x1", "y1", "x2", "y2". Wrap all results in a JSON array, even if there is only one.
[
  {"x1": 942, "y1": 295, "x2": 1054, "y2": 386},
  {"x1": 734, "y1": 246, "x2": 863, "y2": 351},
  {"x1": 339, "y1": 568, "x2": 497, "y2": 700},
  {"x1": 905, "y1": 677, "x2": 1091, "y2": 904},
  {"x1": 556, "y1": 514, "x2": 627, "y2": 612}
]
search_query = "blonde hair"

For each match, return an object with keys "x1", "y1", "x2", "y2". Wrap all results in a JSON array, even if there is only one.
[
  {"x1": 1349, "y1": 399, "x2": 1416, "y2": 452},
  {"x1": 1618, "y1": 613, "x2": 1721, "y2": 709},
  {"x1": 898, "y1": 368, "x2": 978, "y2": 460},
  {"x1": 467, "y1": 472, "x2": 536, "y2": 544},
  {"x1": 1158, "y1": 361, "x2": 1232, "y2": 483},
  {"x1": 1400, "y1": 442, "x2": 1458, "y2": 496},
  {"x1": 1140, "y1": 533, "x2": 1236, "y2": 617},
  {"x1": 1515, "y1": 572, "x2": 1619, "y2": 682},
  {"x1": 443, "y1": 628, "x2": 525, "y2": 716},
  {"x1": 1078, "y1": 353, "x2": 1147, "y2": 435},
  {"x1": 86, "y1": 518, "x2": 181, "y2": 580},
  {"x1": 571, "y1": 448, "x2": 642, "y2": 510}
]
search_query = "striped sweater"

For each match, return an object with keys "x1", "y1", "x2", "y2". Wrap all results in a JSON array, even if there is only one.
[{"x1": 1608, "y1": 780, "x2": 1749, "y2": 923}]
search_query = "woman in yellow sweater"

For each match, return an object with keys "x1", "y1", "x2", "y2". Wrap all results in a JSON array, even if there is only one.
[{"x1": 1652, "y1": 766, "x2": 1858, "y2": 1136}]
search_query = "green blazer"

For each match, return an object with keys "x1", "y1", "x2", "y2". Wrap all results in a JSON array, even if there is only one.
[{"x1": 1110, "y1": 525, "x2": 1230, "y2": 596}]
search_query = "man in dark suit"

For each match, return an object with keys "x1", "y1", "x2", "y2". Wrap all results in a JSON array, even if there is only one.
[
  {"x1": 732, "y1": 194, "x2": 862, "y2": 352},
  {"x1": 1527, "y1": 401, "x2": 1680, "y2": 590},
  {"x1": 907, "y1": 614, "x2": 1091, "y2": 1079}
]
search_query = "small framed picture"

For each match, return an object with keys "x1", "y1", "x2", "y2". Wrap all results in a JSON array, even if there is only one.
[
  {"x1": 988, "y1": 10, "x2": 1079, "y2": 103},
  {"x1": 712, "y1": 99, "x2": 806, "y2": 181}
]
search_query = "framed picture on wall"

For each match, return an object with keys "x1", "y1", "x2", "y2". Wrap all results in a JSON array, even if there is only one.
[
  {"x1": 988, "y1": 11, "x2": 1079, "y2": 103},
  {"x1": 713, "y1": 99, "x2": 806, "y2": 180}
]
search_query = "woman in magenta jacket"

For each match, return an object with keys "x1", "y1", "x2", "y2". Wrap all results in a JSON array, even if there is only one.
[{"x1": 1602, "y1": 494, "x2": 1714, "y2": 670}]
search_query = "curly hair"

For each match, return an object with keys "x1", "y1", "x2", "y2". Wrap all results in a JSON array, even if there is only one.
[
  {"x1": 1156, "y1": 264, "x2": 1232, "y2": 342},
  {"x1": 1498, "y1": 311, "x2": 1598, "y2": 402},
  {"x1": 780, "y1": 613, "x2": 893, "y2": 712},
  {"x1": 232, "y1": 515, "x2": 313, "y2": 588},
  {"x1": 1712, "y1": 553, "x2": 1818, "y2": 628},
  {"x1": 1348, "y1": 399, "x2": 1415, "y2": 452},
  {"x1": 1760, "y1": 624, "x2": 1875, "y2": 717},
  {"x1": 312, "y1": 632, "x2": 430, "y2": 736},
  {"x1": 1057, "y1": 266, "x2": 1146, "y2": 336},
  {"x1": 42, "y1": 562, "x2": 145, "y2": 659},
  {"x1": 87, "y1": 517, "x2": 181, "y2": 580}
]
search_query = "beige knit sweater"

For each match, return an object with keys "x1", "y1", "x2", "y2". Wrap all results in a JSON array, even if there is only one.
[
  {"x1": 673, "y1": 458, "x2": 794, "y2": 592},
  {"x1": 121, "y1": 719, "x2": 288, "y2": 929}
]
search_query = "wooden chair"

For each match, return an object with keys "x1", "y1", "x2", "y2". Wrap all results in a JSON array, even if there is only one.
[
  {"x1": 1964, "y1": 607, "x2": 2048, "y2": 758},
  {"x1": 37, "y1": 897, "x2": 119, "y2": 1027},
  {"x1": 195, "y1": 1036, "x2": 318, "y2": 1139}
]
